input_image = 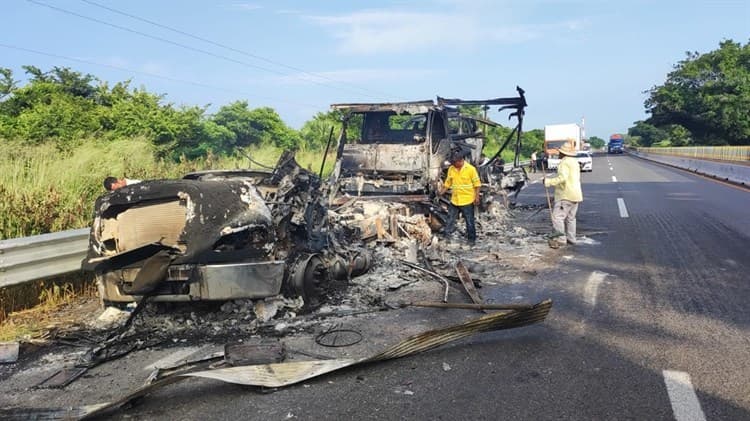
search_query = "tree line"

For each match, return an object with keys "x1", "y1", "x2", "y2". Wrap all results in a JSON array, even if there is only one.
[
  {"x1": 2, "y1": 40, "x2": 746, "y2": 159},
  {"x1": 628, "y1": 39, "x2": 749, "y2": 147},
  {"x1": 0, "y1": 65, "x2": 550, "y2": 162},
  {"x1": 0, "y1": 65, "x2": 338, "y2": 160}
]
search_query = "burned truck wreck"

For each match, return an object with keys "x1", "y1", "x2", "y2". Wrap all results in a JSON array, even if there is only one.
[
  {"x1": 327, "y1": 87, "x2": 529, "y2": 204},
  {"x1": 83, "y1": 152, "x2": 370, "y2": 307}
]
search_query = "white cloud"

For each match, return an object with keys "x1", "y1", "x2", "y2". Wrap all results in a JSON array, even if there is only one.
[
  {"x1": 275, "y1": 9, "x2": 303, "y2": 15},
  {"x1": 270, "y1": 67, "x2": 440, "y2": 85},
  {"x1": 100, "y1": 56, "x2": 130, "y2": 68},
  {"x1": 306, "y1": 7, "x2": 586, "y2": 55},
  {"x1": 230, "y1": 3, "x2": 262, "y2": 11},
  {"x1": 141, "y1": 61, "x2": 170, "y2": 77}
]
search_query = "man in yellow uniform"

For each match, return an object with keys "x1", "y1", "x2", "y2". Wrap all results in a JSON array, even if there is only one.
[
  {"x1": 543, "y1": 141, "x2": 583, "y2": 248},
  {"x1": 439, "y1": 151, "x2": 482, "y2": 245}
]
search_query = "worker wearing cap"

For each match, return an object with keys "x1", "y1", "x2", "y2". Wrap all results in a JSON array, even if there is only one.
[
  {"x1": 438, "y1": 151, "x2": 481, "y2": 245},
  {"x1": 543, "y1": 141, "x2": 583, "y2": 248}
]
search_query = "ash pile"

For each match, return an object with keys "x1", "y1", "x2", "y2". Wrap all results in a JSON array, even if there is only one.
[
  {"x1": 327, "y1": 197, "x2": 551, "y2": 314},
  {"x1": 92, "y1": 203, "x2": 546, "y2": 335}
]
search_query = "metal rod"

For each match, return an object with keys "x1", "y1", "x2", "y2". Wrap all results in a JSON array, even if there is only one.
[
  {"x1": 402, "y1": 301, "x2": 535, "y2": 311},
  {"x1": 543, "y1": 180, "x2": 553, "y2": 220},
  {"x1": 484, "y1": 126, "x2": 517, "y2": 167},
  {"x1": 398, "y1": 260, "x2": 450, "y2": 302},
  {"x1": 319, "y1": 126, "x2": 335, "y2": 179}
]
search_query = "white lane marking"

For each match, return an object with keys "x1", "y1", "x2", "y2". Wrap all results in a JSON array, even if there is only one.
[
  {"x1": 663, "y1": 370, "x2": 706, "y2": 421},
  {"x1": 609, "y1": 167, "x2": 613, "y2": 171},
  {"x1": 617, "y1": 198, "x2": 629, "y2": 218},
  {"x1": 611, "y1": 176, "x2": 618, "y2": 182},
  {"x1": 584, "y1": 271, "x2": 607, "y2": 306},
  {"x1": 144, "y1": 346, "x2": 203, "y2": 371}
]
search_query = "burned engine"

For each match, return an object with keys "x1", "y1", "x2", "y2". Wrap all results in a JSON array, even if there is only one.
[{"x1": 83, "y1": 151, "x2": 371, "y2": 308}]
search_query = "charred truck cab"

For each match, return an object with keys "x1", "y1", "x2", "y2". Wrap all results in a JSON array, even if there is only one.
[
  {"x1": 328, "y1": 87, "x2": 529, "y2": 205},
  {"x1": 83, "y1": 152, "x2": 371, "y2": 308}
]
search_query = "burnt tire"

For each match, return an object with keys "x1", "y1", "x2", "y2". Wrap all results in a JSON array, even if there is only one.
[{"x1": 289, "y1": 254, "x2": 328, "y2": 310}]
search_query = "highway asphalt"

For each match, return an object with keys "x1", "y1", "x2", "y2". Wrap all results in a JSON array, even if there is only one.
[
  {"x1": 4, "y1": 153, "x2": 749, "y2": 420},
  {"x1": 108, "y1": 153, "x2": 749, "y2": 420}
]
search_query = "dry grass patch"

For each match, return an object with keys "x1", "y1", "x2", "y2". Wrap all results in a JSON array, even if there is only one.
[{"x1": 0, "y1": 278, "x2": 97, "y2": 341}]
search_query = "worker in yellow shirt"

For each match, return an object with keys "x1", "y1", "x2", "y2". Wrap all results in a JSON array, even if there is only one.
[
  {"x1": 543, "y1": 141, "x2": 583, "y2": 248},
  {"x1": 438, "y1": 151, "x2": 482, "y2": 245}
]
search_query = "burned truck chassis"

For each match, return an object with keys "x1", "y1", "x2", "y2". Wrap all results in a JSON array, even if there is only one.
[
  {"x1": 85, "y1": 152, "x2": 372, "y2": 308},
  {"x1": 84, "y1": 88, "x2": 528, "y2": 308}
]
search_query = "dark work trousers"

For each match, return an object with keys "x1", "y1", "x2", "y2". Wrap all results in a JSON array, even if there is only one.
[{"x1": 445, "y1": 203, "x2": 476, "y2": 242}]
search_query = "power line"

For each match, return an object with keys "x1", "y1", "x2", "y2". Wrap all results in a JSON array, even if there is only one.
[
  {"x1": 80, "y1": 0, "x2": 400, "y2": 100},
  {"x1": 0, "y1": 43, "x2": 325, "y2": 109},
  {"x1": 27, "y1": 0, "x2": 392, "y2": 101}
]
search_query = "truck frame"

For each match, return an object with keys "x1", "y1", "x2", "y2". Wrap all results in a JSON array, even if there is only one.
[{"x1": 327, "y1": 87, "x2": 529, "y2": 204}]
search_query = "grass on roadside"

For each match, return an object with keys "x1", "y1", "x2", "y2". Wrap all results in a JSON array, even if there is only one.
[
  {"x1": 0, "y1": 138, "x2": 336, "y2": 326},
  {"x1": 0, "y1": 139, "x2": 334, "y2": 240},
  {"x1": 0, "y1": 278, "x2": 97, "y2": 342}
]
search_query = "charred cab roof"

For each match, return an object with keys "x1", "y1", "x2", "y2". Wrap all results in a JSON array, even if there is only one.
[
  {"x1": 330, "y1": 100, "x2": 434, "y2": 114},
  {"x1": 182, "y1": 169, "x2": 272, "y2": 180},
  {"x1": 331, "y1": 88, "x2": 527, "y2": 115}
]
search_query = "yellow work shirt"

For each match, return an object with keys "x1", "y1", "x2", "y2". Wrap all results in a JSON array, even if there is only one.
[
  {"x1": 444, "y1": 162, "x2": 481, "y2": 206},
  {"x1": 544, "y1": 156, "x2": 583, "y2": 202}
]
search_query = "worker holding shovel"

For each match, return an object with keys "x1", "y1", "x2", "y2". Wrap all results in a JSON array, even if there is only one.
[{"x1": 543, "y1": 141, "x2": 583, "y2": 248}]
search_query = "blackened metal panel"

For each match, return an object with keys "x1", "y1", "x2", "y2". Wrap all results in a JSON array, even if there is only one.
[
  {"x1": 341, "y1": 144, "x2": 427, "y2": 175},
  {"x1": 197, "y1": 261, "x2": 285, "y2": 300}
]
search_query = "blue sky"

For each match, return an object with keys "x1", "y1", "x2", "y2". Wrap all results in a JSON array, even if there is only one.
[{"x1": 3, "y1": 0, "x2": 749, "y2": 139}]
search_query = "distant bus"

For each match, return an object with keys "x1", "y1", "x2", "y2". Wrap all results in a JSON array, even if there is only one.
[{"x1": 608, "y1": 134, "x2": 624, "y2": 154}]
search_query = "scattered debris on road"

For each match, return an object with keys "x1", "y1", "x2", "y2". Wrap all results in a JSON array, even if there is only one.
[
  {"x1": 0, "y1": 89, "x2": 575, "y2": 418},
  {"x1": 0, "y1": 342, "x2": 19, "y2": 364},
  {"x1": 5, "y1": 300, "x2": 550, "y2": 420}
]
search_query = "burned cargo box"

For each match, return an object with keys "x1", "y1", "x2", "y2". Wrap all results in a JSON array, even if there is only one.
[
  {"x1": 328, "y1": 87, "x2": 529, "y2": 204},
  {"x1": 83, "y1": 152, "x2": 370, "y2": 307}
]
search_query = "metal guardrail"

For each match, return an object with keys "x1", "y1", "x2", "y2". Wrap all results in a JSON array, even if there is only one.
[
  {"x1": 502, "y1": 160, "x2": 530, "y2": 172},
  {"x1": 631, "y1": 149, "x2": 750, "y2": 186},
  {"x1": 637, "y1": 146, "x2": 750, "y2": 163},
  {"x1": 0, "y1": 228, "x2": 89, "y2": 288}
]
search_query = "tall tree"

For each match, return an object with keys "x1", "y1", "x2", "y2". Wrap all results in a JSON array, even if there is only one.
[
  {"x1": 300, "y1": 111, "x2": 340, "y2": 149},
  {"x1": 0, "y1": 67, "x2": 16, "y2": 100},
  {"x1": 213, "y1": 101, "x2": 256, "y2": 147},
  {"x1": 588, "y1": 136, "x2": 606, "y2": 149},
  {"x1": 628, "y1": 121, "x2": 667, "y2": 147},
  {"x1": 644, "y1": 40, "x2": 750, "y2": 145}
]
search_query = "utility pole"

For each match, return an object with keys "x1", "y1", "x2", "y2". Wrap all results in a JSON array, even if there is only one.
[{"x1": 581, "y1": 115, "x2": 586, "y2": 142}]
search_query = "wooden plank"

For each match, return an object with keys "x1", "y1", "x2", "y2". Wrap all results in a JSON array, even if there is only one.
[
  {"x1": 375, "y1": 217, "x2": 386, "y2": 239},
  {"x1": 389, "y1": 215, "x2": 399, "y2": 240},
  {"x1": 454, "y1": 260, "x2": 486, "y2": 312}
]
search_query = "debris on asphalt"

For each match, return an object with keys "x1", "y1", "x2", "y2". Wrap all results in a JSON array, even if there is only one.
[
  {"x1": 314, "y1": 325, "x2": 363, "y2": 348},
  {"x1": 0, "y1": 342, "x2": 20, "y2": 364},
  {"x1": 33, "y1": 367, "x2": 88, "y2": 389},
  {"x1": 0, "y1": 137, "x2": 564, "y2": 415},
  {"x1": 48, "y1": 300, "x2": 552, "y2": 420},
  {"x1": 224, "y1": 341, "x2": 285, "y2": 366},
  {"x1": 91, "y1": 306, "x2": 131, "y2": 329},
  {"x1": 454, "y1": 260, "x2": 485, "y2": 311}
]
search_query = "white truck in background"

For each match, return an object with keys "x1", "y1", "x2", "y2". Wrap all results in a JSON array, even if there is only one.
[{"x1": 544, "y1": 123, "x2": 582, "y2": 170}]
